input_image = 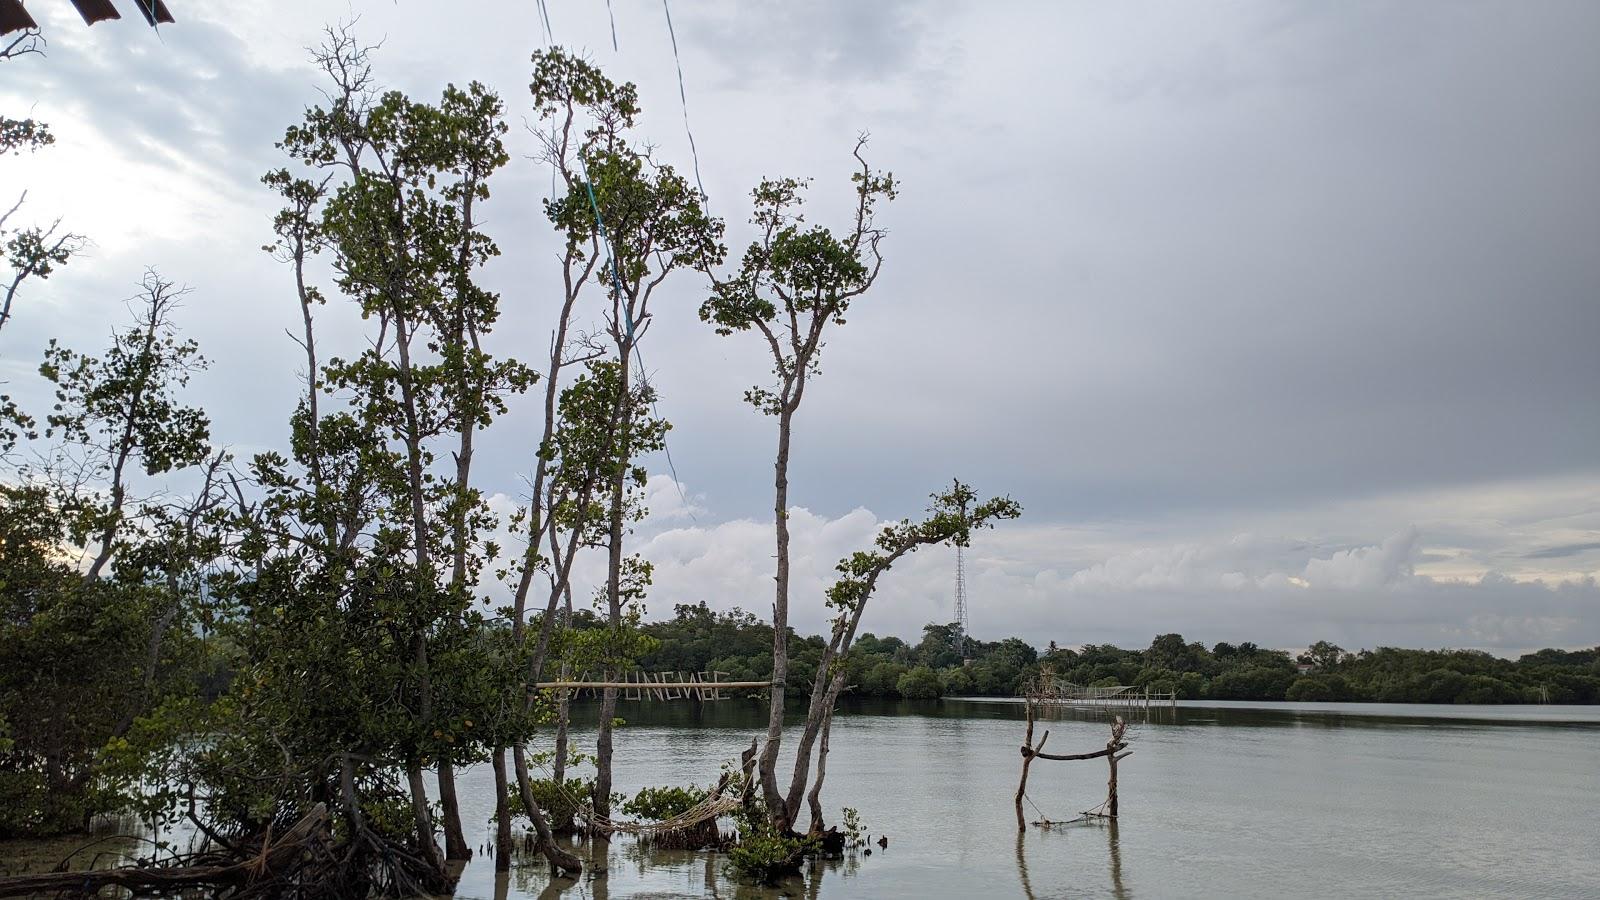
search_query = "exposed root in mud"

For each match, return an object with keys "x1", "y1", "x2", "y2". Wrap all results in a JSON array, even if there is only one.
[{"x1": 0, "y1": 803, "x2": 454, "y2": 899}]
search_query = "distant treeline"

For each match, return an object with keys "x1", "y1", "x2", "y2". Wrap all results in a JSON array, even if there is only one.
[{"x1": 588, "y1": 603, "x2": 1600, "y2": 705}]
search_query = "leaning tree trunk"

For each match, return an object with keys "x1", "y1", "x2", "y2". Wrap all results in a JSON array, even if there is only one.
[
  {"x1": 512, "y1": 744, "x2": 583, "y2": 874},
  {"x1": 438, "y1": 757, "x2": 470, "y2": 861},
  {"x1": 406, "y1": 762, "x2": 446, "y2": 873},
  {"x1": 805, "y1": 700, "x2": 837, "y2": 835}
]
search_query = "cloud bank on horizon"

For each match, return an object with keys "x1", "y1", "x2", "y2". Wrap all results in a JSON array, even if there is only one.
[
  {"x1": 2, "y1": 1, "x2": 1596, "y2": 653},
  {"x1": 520, "y1": 473, "x2": 1600, "y2": 656}
]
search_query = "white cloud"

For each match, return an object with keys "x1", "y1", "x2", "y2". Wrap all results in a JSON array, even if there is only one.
[
  {"x1": 475, "y1": 475, "x2": 1600, "y2": 656},
  {"x1": 1301, "y1": 527, "x2": 1419, "y2": 590}
]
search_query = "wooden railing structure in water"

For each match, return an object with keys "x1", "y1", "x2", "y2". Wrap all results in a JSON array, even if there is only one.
[
  {"x1": 535, "y1": 670, "x2": 770, "y2": 701},
  {"x1": 1025, "y1": 675, "x2": 1176, "y2": 710}
]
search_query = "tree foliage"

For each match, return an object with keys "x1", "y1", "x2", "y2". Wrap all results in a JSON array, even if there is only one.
[{"x1": 0, "y1": 284, "x2": 219, "y2": 837}]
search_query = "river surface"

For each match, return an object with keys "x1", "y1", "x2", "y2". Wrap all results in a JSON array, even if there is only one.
[
  {"x1": 3, "y1": 699, "x2": 1597, "y2": 898},
  {"x1": 433, "y1": 698, "x2": 1600, "y2": 899}
]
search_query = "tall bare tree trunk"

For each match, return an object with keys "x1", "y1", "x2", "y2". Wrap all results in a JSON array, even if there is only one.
[
  {"x1": 553, "y1": 665, "x2": 571, "y2": 784},
  {"x1": 760, "y1": 407, "x2": 796, "y2": 826},
  {"x1": 492, "y1": 747, "x2": 512, "y2": 872},
  {"x1": 392, "y1": 310, "x2": 444, "y2": 869},
  {"x1": 437, "y1": 385, "x2": 477, "y2": 859},
  {"x1": 1015, "y1": 702, "x2": 1039, "y2": 833},
  {"x1": 593, "y1": 344, "x2": 633, "y2": 831}
]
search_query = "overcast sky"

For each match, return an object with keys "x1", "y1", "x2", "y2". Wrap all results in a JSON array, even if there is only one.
[{"x1": 3, "y1": 0, "x2": 1597, "y2": 654}]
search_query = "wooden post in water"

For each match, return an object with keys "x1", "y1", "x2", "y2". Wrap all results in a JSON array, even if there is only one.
[
  {"x1": 1105, "y1": 716, "x2": 1128, "y2": 818},
  {"x1": 1015, "y1": 699, "x2": 1048, "y2": 831}
]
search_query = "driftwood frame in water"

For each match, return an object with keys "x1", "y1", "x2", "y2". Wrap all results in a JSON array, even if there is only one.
[{"x1": 1014, "y1": 701, "x2": 1132, "y2": 831}]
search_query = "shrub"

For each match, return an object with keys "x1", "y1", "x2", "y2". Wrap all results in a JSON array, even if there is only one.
[
  {"x1": 506, "y1": 776, "x2": 594, "y2": 834},
  {"x1": 622, "y1": 784, "x2": 707, "y2": 821},
  {"x1": 896, "y1": 665, "x2": 942, "y2": 699},
  {"x1": 1286, "y1": 676, "x2": 1334, "y2": 702},
  {"x1": 1177, "y1": 672, "x2": 1206, "y2": 699},
  {"x1": 840, "y1": 807, "x2": 865, "y2": 847},
  {"x1": 624, "y1": 783, "x2": 720, "y2": 850},
  {"x1": 1207, "y1": 665, "x2": 1295, "y2": 700},
  {"x1": 938, "y1": 666, "x2": 975, "y2": 696},
  {"x1": 729, "y1": 820, "x2": 816, "y2": 884}
]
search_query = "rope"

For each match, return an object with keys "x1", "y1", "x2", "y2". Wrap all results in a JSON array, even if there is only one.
[
  {"x1": 574, "y1": 153, "x2": 633, "y2": 344},
  {"x1": 1022, "y1": 791, "x2": 1046, "y2": 819},
  {"x1": 1025, "y1": 789, "x2": 1099, "y2": 827},
  {"x1": 572, "y1": 155, "x2": 699, "y2": 521}
]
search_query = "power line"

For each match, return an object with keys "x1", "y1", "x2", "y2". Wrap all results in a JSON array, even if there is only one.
[{"x1": 533, "y1": 1, "x2": 701, "y2": 522}]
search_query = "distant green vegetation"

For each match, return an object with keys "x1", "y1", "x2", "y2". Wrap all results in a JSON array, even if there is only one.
[{"x1": 615, "y1": 604, "x2": 1600, "y2": 705}]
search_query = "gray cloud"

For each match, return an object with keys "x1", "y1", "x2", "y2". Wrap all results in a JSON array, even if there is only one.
[
  {"x1": 1526, "y1": 542, "x2": 1600, "y2": 560},
  {"x1": 677, "y1": 0, "x2": 940, "y2": 84},
  {"x1": 3, "y1": 1, "x2": 1596, "y2": 649}
]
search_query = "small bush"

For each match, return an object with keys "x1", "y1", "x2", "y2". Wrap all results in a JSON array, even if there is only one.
[
  {"x1": 622, "y1": 783, "x2": 707, "y2": 821},
  {"x1": 624, "y1": 783, "x2": 721, "y2": 850},
  {"x1": 728, "y1": 820, "x2": 816, "y2": 884},
  {"x1": 840, "y1": 807, "x2": 864, "y2": 848},
  {"x1": 506, "y1": 776, "x2": 593, "y2": 834}
]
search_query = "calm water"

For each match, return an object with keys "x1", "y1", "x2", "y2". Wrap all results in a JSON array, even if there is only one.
[
  {"x1": 434, "y1": 699, "x2": 1600, "y2": 899},
  {"x1": 4, "y1": 700, "x2": 1596, "y2": 897}
]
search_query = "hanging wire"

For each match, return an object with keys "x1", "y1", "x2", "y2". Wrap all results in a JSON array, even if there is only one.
[
  {"x1": 531, "y1": 0, "x2": 699, "y2": 521},
  {"x1": 535, "y1": 0, "x2": 555, "y2": 45},
  {"x1": 142, "y1": 0, "x2": 167, "y2": 45},
  {"x1": 660, "y1": 0, "x2": 708, "y2": 207},
  {"x1": 634, "y1": 346, "x2": 698, "y2": 523}
]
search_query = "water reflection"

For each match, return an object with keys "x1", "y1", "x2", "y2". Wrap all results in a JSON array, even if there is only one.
[
  {"x1": 1014, "y1": 819, "x2": 1131, "y2": 899},
  {"x1": 1106, "y1": 820, "x2": 1126, "y2": 900},
  {"x1": 1014, "y1": 830, "x2": 1034, "y2": 899},
  {"x1": 7, "y1": 700, "x2": 1598, "y2": 898},
  {"x1": 478, "y1": 829, "x2": 888, "y2": 900}
]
